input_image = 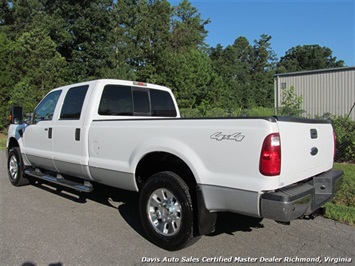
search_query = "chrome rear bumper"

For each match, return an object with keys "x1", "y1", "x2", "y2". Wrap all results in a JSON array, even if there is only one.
[{"x1": 260, "y1": 169, "x2": 343, "y2": 222}]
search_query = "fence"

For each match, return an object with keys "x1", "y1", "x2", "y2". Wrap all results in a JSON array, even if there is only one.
[{"x1": 332, "y1": 116, "x2": 355, "y2": 164}]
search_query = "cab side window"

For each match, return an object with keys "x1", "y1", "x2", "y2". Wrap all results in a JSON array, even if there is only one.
[
  {"x1": 150, "y1": 89, "x2": 177, "y2": 117},
  {"x1": 99, "y1": 85, "x2": 133, "y2": 116},
  {"x1": 32, "y1": 90, "x2": 62, "y2": 124},
  {"x1": 60, "y1": 85, "x2": 89, "y2": 120}
]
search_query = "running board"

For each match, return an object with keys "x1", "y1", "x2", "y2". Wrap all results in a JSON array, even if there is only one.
[{"x1": 24, "y1": 169, "x2": 93, "y2": 193}]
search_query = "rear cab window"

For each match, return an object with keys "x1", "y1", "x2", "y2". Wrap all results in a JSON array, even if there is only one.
[
  {"x1": 60, "y1": 85, "x2": 89, "y2": 120},
  {"x1": 98, "y1": 85, "x2": 177, "y2": 117}
]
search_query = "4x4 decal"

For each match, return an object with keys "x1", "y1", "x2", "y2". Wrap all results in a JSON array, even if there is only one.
[{"x1": 210, "y1": 132, "x2": 245, "y2": 142}]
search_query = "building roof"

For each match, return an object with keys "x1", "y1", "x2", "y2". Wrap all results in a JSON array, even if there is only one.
[{"x1": 274, "y1": 66, "x2": 355, "y2": 78}]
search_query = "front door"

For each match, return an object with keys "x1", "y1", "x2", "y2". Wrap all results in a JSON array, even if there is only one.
[{"x1": 23, "y1": 90, "x2": 62, "y2": 171}]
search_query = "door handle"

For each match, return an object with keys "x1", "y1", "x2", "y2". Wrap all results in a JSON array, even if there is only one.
[
  {"x1": 75, "y1": 128, "x2": 80, "y2": 141},
  {"x1": 48, "y1": 128, "x2": 52, "y2": 139}
]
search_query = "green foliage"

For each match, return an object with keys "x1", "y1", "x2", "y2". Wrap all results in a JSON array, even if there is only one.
[
  {"x1": 277, "y1": 44, "x2": 344, "y2": 73},
  {"x1": 332, "y1": 163, "x2": 355, "y2": 208},
  {"x1": 0, "y1": 0, "x2": 347, "y2": 132},
  {"x1": 324, "y1": 163, "x2": 355, "y2": 225},
  {"x1": 238, "y1": 107, "x2": 275, "y2": 117},
  {"x1": 114, "y1": 0, "x2": 171, "y2": 81},
  {"x1": 9, "y1": 78, "x2": 37, "y2": 113},
  {"x1": 164, "y1": 49, "x2": 216, "y2": 109},
  {"x1": 0, "y1": 31, "x2": 14, "y2": 130},
  {"x1": 279, "y1": 85, "x2": 303, "y2": 117},
  {"x1": 170, "y1": 0, "x2": 210, "y2": 52},
  {"x1": 332, "y1": 116, "x2": 355, "y2": 163},
  {"x1": 0, "y1": 132, "x2": 6, "y2": 150},
  {"x1": 5, "y1": 27, "x2": 67, "y2": 116},
  {"x1": 209, "y1": 35, "x2": 276, "y2": 109},
  {"x1": 324, "y1": 203, "x2": 355, "y2": 225},
  {"x1": 180, "y1": 107, "x2": 275, "y2": 118},
  {"x1": 44, "y1": 0, "x2": 116, "y2": 81}
]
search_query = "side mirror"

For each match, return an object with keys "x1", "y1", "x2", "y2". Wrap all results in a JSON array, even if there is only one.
[
  {"x1": 25, "y1": 113, "x2": 33, "y2": 124},
  {"x1": 9, "y1": 106, "x2": 23, "y2": 124}
]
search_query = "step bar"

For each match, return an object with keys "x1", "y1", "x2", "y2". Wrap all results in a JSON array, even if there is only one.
[{"x1": 24, "y1": 168, "x2": 93, "y2": 193}]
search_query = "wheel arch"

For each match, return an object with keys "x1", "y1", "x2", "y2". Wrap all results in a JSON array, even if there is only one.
[
  {"x1": 131, "y1": 138, "x2": 207, "y2": 188},
  {"x1": 135, "y1": 151, "x2": 196, "y2": 191},
  {"x1": 7, "y1": 136, "x2": 30, "y2": 167},
  {"x1": 7, "y1": 137, "x2": 20, "y2": 153},
  {"x1": 135, "y1": 151, "x2": 217, "y2": 236}
]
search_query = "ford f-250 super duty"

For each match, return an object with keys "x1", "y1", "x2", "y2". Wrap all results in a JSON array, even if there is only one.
[{"x1": 7, "y1": 79, "x2": 343, "y2": 250}]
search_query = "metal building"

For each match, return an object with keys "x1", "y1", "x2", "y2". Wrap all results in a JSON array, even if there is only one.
[{"x1": 274, "y1": 66, "x2": 355, "y2": 120}]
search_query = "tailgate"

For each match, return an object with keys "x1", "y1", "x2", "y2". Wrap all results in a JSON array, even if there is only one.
[{"x1": 276, "y1": 117, "x2": 334, "y2": 187}]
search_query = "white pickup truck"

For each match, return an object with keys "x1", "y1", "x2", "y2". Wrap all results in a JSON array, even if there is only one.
[{"x1": 7, "y1": 79, "x2": 343, "y2": 250}]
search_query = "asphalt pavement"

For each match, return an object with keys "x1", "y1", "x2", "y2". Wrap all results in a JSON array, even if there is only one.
[{"x1": 0, "y1": 150, "x2": 354, "y2": 266}]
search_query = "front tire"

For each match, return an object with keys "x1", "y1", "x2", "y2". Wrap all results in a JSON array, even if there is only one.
[
  {"x1": 139, "y1": 171, "x2": 195, "y2": 251},
  {"x1": 7, "y1": 147, "x2": 30, "y2": 186}
]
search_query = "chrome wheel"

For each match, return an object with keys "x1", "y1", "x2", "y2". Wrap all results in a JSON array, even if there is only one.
[
  {"x1": 147, "y1": 188, "x2": 182, "y2": 236},
  {"x1": 139, "y1": 171, "x2": 194, "y2": 250},
  {"x1": 7, "y1": 147, "x2": 30, "y2": 187},
  {"x1": 9, "y1": 154, "x2": 19, "y2": 181}
]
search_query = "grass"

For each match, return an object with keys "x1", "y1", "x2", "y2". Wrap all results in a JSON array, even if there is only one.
[
  {"x1": 324, "y1": 163, "x2": 355, "y2": 225},
  {"x1": 0, "y1": 132, "x2": 353, "y2": 224},
  {"x1": 0, "y1": 132, "x2": 6, "y2": 150}
]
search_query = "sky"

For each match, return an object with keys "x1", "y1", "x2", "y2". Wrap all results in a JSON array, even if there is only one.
[{"x1": 169, "y1": 0, "x2": 355, "y2": 66}]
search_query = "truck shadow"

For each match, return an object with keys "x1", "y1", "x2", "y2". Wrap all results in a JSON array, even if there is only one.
[
  {"x1": 31, "y1": 180, "x2": 264, "y2": 239},
  {"x1": 208, "y1": 213, "x2": 264, "y2": 236}
]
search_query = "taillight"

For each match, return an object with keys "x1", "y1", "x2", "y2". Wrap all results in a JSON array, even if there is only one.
[
  {"x1": 259, "y1": 133, "x2": 281, "y2": 176},
  {"x1": 333, "y1": 131, "x2": 336, "y2": 160}
]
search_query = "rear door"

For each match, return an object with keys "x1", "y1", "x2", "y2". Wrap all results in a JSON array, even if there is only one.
[
  {"x1": 52, "y1": 85, "x2": 90, "y2": 178},
  {"x1": 277, "y1": 117, "x2": 334, "y2": 187}
]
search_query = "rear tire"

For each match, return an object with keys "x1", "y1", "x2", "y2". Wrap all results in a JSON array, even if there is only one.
[
  {"x1": 139, "y1": 171, "x2": 195, "y2": 251},
  {"x1": 7, "y1": 147, "x2": 30, "y2": 186}
]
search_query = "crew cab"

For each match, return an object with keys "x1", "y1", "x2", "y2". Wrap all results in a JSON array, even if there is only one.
[{"x1": 7, "y1": 79, "x2": 343, "y2": 250}]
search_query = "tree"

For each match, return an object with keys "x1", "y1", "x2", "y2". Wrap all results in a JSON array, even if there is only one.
[
  {"x1": 279, "y1": 85, "x2": 303, "y2": 117},
  {"x1": 277, "y1": 45, "x2": 344, "y2": 73},
  {"x1": 0, "y1": 31, "x2": 15, "y2": 130},
  {"x1": 25, "y1": 0, "x2": 116, "y2": 81},
  {"x1": 249, "y1": 34, "x2": 277, "y2": 107},
  {"x1": 0, "y1": 0, "x2": 348, "y2": 126},
  {"x1": 113, "y1": 0, "x2": 173, "y2": 82},
  {"x1": 0, "y1": 26, "x2": 67, "y2": 129},
  {"x1": 209, "y1": 37, "x2": 251, "y2": 109},
  {"x1": 7, "y1": 28, "x2": 67, "y2": 114},
  {"x1": 163, "y1": 49, "x2": 215, "y2": 109},
  {"x1": 209, "y1": 35, "x2": 277, "y2": 109},
  {"x1": 170, "y1": 0, "x2": 210, "y2": 52}
]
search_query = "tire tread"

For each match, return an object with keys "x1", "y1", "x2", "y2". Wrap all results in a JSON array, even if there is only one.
[
  {"x1": 8, "y1": 147, "x2": 30, "y2": 186},
  {"x1": 139, "y1": 171, "x2": 196, "y2": 251}
]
